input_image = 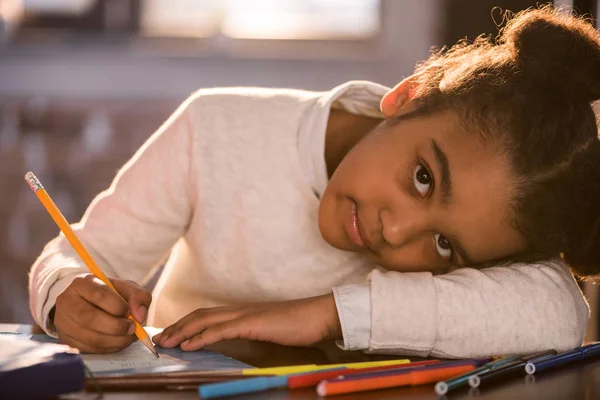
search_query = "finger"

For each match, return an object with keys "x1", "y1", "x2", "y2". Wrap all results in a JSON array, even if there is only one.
[
  {"x1": 58, "y1": 331, "x2": 130, "y2": 354},
  {"x1": 62, "y1": 294, "x2": 135, "y2": 336},
  {"x1": 56, "y1": 311, "x2": 136, "y2": 352},
  {"x1": 159, "y1": 309, "x2": 242, "y2": 348},
  {"x1": 57, "y1": 331, "x2": 102, "y2": 353},
  {"x1": 159, "y1": 309, "x2": 241, "y2": 347},
  {"x1": 112, "y1": 279, "x2": 152, "y2": 323},
  {"x1": 180, "y1": 319, "x2": 249, "y2": 351},
  {"x1": 73, "y1": 276, "x2": 129, "y2": 317}
]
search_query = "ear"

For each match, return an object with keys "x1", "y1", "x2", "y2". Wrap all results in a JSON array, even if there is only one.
[{"x1": 380, "y1": 76, "x2": 416, "y2": 118}]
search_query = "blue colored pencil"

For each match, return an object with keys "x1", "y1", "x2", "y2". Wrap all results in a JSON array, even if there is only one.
[
  {"x1": 525, "y1": 342, "x2": 600, "y2": 374},
  {"x1": 198, "y1": 367, "x2": 346, "y2": 399},
  {"x1": 199, "y1": 375, "x2": 288, "y2": 399}
]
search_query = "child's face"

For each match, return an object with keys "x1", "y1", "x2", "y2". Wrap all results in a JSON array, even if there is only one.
[{"x1": 318, "y1": 109, "x2": 526, "y2": 272}]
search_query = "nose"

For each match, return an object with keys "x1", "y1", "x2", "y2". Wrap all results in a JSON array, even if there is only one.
[{"x1": 380, "y1": 207, "x2": 428, "y2": 248}]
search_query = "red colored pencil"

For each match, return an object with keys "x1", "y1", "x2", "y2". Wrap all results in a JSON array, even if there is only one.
[
  {"x1": 316, "y1": 364, "x2": 475, "y2": 396},
  {"x1": 288, "y1": 360, "x2": 439, "y2": 389}
]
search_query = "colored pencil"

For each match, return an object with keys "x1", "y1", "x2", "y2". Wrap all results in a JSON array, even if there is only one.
[
  {"x1": 198, "y1": 360, "x2": 439, "y2": 398},
  {"x1": 199, "y1": 374, "x2": 300, "y2": 399},
  {"x1": 525, "y1": 342, "x2": 600, "y2": 374},
  {"x1": 242, "y1": 358, "x2": 409, "y2": 375},
  {"x1": 24, "y1": 172, "x2": 158, "y2": 358},
  {"x1": 327, "y1": 359, "x2": 487, "y2": 383},
  {"x1": 434, "y1": 354, "x2": 522, "y2": 395},
  {"x1": 288, "y1": 359, "x2": 439, "y2": 389},
  {"x1": 468, "y1": 350, "x2": 556, "y2": 388},
  {"x1": 316, "y1": 362, "x2": 477, "y2": 396}
]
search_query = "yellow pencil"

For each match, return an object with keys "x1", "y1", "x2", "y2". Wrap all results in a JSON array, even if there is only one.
[{"x1": 24, "y1": 171, "x2": 158, "y2": 358}]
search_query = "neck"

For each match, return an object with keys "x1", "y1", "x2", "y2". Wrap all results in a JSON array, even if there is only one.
[{"x1": 325, "y1": 108, "x2": 382, "y2": 178}]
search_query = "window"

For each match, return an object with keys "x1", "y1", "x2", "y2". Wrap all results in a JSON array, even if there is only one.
[
  {"x1": 140, "y1": 0, "x2": 381, "y2": 40},
  {"x1": 4, "y1": 0, "x2": 383, "y2": 60}
]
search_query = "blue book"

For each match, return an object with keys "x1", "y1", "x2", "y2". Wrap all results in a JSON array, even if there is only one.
[{"x1": 0, "y1": 336, "x2": 85, "y2": 398}]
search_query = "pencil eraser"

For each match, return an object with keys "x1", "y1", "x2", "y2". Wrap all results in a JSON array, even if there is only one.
[
  {"x1": 24, "y1": 171, "x2": 43, "y2": 192},
  {"x1": 435, "y1": 381, "x2": 448, "y2": 395},
  {"x1": 316, "y1": 382, "x2": 326, "y2": 397}
]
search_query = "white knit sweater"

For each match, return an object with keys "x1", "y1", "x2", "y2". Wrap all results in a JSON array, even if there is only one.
[{"x1": 29, "y1": 82, "x2": 589, "y2": 358}]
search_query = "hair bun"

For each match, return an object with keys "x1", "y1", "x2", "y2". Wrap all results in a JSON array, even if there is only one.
[{"x1": 501, "y1": 7, "x2": 600, "y2": 102}]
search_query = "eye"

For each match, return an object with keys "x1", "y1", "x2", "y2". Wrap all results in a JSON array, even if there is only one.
[
  {"x1": 413, "y1": 164, "x2": 432, "y2": 197},
  {"x1": 434, "y1": 233, "x2": 453, "y2": 260}
]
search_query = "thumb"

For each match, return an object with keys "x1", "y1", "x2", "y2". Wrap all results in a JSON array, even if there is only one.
[{"x1": 111, "y1": 278, "x2": 152, "y2": 324}]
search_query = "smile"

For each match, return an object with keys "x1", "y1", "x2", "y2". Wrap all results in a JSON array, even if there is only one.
[{"x1": 346, "y1": 200, "x2": 373, "y2": 252}]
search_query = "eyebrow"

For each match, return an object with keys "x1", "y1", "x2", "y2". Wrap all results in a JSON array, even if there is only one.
[
  {"x1": 430, "y1": 139, "x2": 452, "y2": 204},
  {"x1": 429, "y1": 139, "x2": 475, "y2": 266}
]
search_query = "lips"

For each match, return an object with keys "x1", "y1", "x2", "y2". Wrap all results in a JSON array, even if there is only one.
[
  {"x1": 346, "y1": 200, "x2": 375, "y2": 252},
  {"x1": 356, "y1": 212, "x2": 376, "y2": 253}
]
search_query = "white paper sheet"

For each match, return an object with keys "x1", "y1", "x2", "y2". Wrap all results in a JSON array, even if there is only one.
[{"x1": 81, "y1": 340, "x2": 186, "y2": 373}]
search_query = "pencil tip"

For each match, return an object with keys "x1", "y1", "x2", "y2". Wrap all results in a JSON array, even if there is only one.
[{"x1": 139, "y1": 335, "x2": 160, "y2": 358}]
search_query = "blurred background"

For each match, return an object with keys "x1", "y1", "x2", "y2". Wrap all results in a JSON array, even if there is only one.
[{"x1": 0, "y1": 0, "x2": 597, "y2": 340}]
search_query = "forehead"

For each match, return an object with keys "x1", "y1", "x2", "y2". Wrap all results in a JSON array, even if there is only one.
[{"x1": 413, "y1": 111, "x2": 524, "y2": 263}]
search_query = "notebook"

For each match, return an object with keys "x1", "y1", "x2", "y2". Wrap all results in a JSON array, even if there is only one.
[
  {"x1": 1, "y1": 323, "x2": 253, "y2": 391},
  {"x1": 25, "y1": 326, "x2": 252, "y2": 378}
]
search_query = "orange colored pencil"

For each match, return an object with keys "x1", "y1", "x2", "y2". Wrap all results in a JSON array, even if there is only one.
[
  {"x1": 24, "y1": 171, "x2": 158, "y2": 358},
  {"x1": 288, "y1": 360, "x2": 440, "y2": 389},
  {"x1": 316, "y1": 364, "x2": 475, "y2": 396}
]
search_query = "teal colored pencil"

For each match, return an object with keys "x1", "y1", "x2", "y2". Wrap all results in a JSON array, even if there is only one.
[{"x1": 434, "y1": 354, "x2": 521, "y2": 395}]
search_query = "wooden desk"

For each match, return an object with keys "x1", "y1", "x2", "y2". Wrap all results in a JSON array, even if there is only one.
[{"x1": 54, "y1": 338, "x2": 600, "y2": 400}]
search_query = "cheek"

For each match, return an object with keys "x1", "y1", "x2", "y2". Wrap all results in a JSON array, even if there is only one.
[
  {"x1": 317, "y1": 186, "x2": 346, "y2": 249},
  {"x1": 332, "y1": 133, "x2": 385, "y2": 178},
  {"x1": 330, "y1": 144, "x2": 394, "y2": 196},
  {"x1": 376, "y1": 239, "x2": 443, "y2": 273},
  {"x1": 451, "y1": 192, "x2": 524, "y2": 261},
  {"x1": 317, "y1": 191, "x2": 333, "y2": 235},
  {"x1": 466, "y1": 225, "x2": 526, "y2": 262}
]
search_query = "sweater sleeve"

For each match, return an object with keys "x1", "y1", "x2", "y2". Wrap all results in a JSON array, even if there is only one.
[
  {"x1": 335, "y1": 258, "x2": 589, "y2": 358},
  {"x1": 29, "y1": 94, "x2": 197, "y2": 337}
]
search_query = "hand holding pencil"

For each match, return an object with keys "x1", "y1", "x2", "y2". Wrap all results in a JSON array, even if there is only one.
[{"x1": 25, "y1": 172, "x2": 158, "y2": 357}]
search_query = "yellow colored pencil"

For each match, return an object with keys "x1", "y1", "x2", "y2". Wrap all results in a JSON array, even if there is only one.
[
  {"x1": 24, "y1": 171, "x2": 158, "y2": 358},
  {"x1": 242, "y1": 359, "x2": 410, "y2": 375}
]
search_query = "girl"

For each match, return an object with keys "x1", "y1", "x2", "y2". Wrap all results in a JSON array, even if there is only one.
[{"x1": 30, "y1": 7, "x2": 596, "y2": 358}]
